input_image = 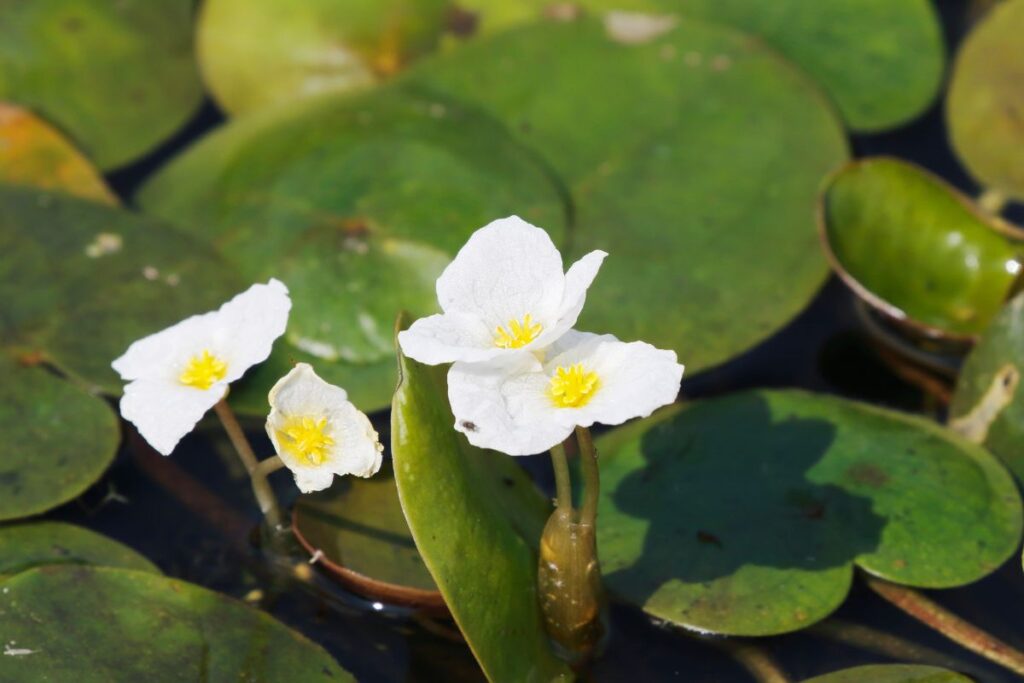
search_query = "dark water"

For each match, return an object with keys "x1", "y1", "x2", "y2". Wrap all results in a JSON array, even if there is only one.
[{"x1": 49, "y1": 1, "x2": 1023, "y2": 681}]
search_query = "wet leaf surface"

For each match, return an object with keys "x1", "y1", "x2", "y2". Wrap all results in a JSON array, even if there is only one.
[
  {"x1": 391, "y1": 319, "x2": 570, "y2": 682},
  {"x1": 948, "y1": 0, "x2": 1024, "y2": 201},
  {"x1": 0, "y1": 565, "x2": 353, "y2": 681},
  {"x1": 139, "y1": 86, "x2": 568, "y2": 412},
  {"x1": 800, "y1": 664, "x2": 971, "y2": 683},
  {"x1": 0, "y1": 521, "x2": 158, "y2": 579},
  {"x1": 820, "y1": 158, "x2": 1021, "y2": 339},
  {"x1": 0, "y1": 104, "x2": 116, "y2": 205},
  {"x1": 597, "y1": 390, "x2": 1022, "y2": 635},
  {"x1": 198, "y1": 0, "x2": 450, "y2": 116},
  {"x1": 0, "y1": 0, "x2": 203, "y2": 169},
  {"x1": 406, "y1": 16, "x2": 846, "y2": 375}
]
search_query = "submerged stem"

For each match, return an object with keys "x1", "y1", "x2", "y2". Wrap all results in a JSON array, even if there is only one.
[
  {"x1": 710, "y1": 639, "x2": 789, "y2": 683},
  {"x1": 550, "y1": 443, "x2": 573, "y2": 511},
  {"x1": 978, "y1": 187, "x2": 1009, "y2": 216},
  {"x1": 864, "y1": 574, "x2": 1024, "y2": 676},
  {"x1": 213, "y1": 399, "x2": 283, "y2": 531},
  {"x1": 576, "y1": 427, "x2": 600, "y2": 524}
]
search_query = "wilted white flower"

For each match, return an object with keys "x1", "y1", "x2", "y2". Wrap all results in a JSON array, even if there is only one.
[
  {"x1": 448, "y1": 331, "x2": 683, "y2": 455},
  {"x1": 112, "y1": 279, "x2": 291, "y2": 455},
  {"x1": 266, "y1": 363, "x2": 383, "y2": 493},
  {"x1": 398, "y1": 216, "x2": 606, "y2": 365}
]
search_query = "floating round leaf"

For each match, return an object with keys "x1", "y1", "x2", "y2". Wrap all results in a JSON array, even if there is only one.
[
  {"x1": 138, "y1": 86, "x2": 568, "y2": 412},
  {"x1": 951, "y1": 292, "x2": 1024, "y2": 483},
  {"x1": 293, "y1": 463, "x2": 445, "y2": 612},
  {"x1": 598, "y1": 390, "x2": 1022, "y2": 636},
  {"x1": 198, "y1": 0, "x2": 450, "y2": 116},
  {"x1": 800, "y1": 664, "x2": 972, "y2": 683},
  {"x1": 0, "y1": 0, "x2": 203, "y2": 169},
  {"x1": 0, "y1": 522, "x2": 158, "y2": 579},
  {"x1": 0, "y1": 566, "x2": 352, "y2": 681},
  {"x1": 0, "y1": 104, "x2": 116, "y2": 205},
  {"x1": 406, "y1": 15, "x2": 847, "y2": 375},
  {"x1": 391, "y1": 318, "x2": 571, "y2": 682},
  {"x1": 820, "y1": 158, "x2": 1022, "y2": 342},
  {"x1": 0, "y1": 356, "x2": 119, "y2": 522},
  {"x1": 948, "y1": 0, "x2": 1024, "y2": 201},
  {"x1": 0, "y1": 185, "x2": 242, "y2": 394}
]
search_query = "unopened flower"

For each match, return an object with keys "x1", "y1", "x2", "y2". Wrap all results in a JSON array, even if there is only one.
[
  {"x1": 266, "y1": 363, "x2": 383, "y2": 493},
  {"x1": 112, "y1": 279, "x2": 291, "y2": 455},
  {"x1": 398, "y1": 216, "x2": 607, "y2": 365},
  {"x1": 448, "y1": 331, "x2": 683, "y2": 455}
]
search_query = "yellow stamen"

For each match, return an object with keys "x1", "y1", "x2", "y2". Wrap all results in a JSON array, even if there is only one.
[
  {"x1": 279, "y1": 417, "x2": 334, "y2": 466},
  {"x1": 494, "y1": 313, "x2": 542, "y2": 349},
  {"x1": 178, "y1": 350, "x2": 227, "y2": 390},
  {"x1": 548, "y1": 363, "x2": 600, "y2": 408}
]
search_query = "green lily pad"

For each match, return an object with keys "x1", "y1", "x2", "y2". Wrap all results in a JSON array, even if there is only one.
[
  {"x1": 0, "y1": 356, "x2": 119, "y2": 522},
  {"x1": 951, "y1": 292, "x2": 1024, "y2": 483},
  {"x1": 293, "y1": 463, "x2": 444, "y2": 610},
  {"x1": 198, "y1": 0, "x2": 450, "y2": 116},
  {"x1": 948, "y1": 0, "x2": 1024, "y2": 201},
  {"x1": 820, "y1": 158, "x2": 1021, "y2": 340},
  {"x1": 138, "y1": 86, "x2": 568, "y2": 412},
  {"x1": 0, "y1": 522, "x2": 159, "y2": 579},
  {"x1": 0, "y1": 185, "x2": 242, "y2": 394},
  {"x1": 450, "y1": 1, "x2": 943, "y2": 132},
  {"x1": 406, "y1": 15, "x2": 847, "y2": 375},
  {"x1": 391, "y1": 319, "x2": 571, "y2": 682},
  {"x1": 0, "y1": 0, "x2": 203, "y2": 169},
  {"x1": 801, "y1": 664, "x2": 972, "y2": 683},
  {"x1": 598, "y1": 390, "x2": 1022, "y2": 636},
  {"x1": 0, "y1": 565, "x2": 352, "y2": 681},
  {"x1": 0, "y1": 104, "x2": 116, "y2": 205}
]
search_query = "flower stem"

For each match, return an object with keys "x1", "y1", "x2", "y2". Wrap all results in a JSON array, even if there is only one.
[
  {"x1": 213, "y1": 399, "x2": 283, "y2": 531},
  {"x1": 864, "y1": 574, "x2": 1024, "y2": 676},
  {"x1": 576, "y1": 427, "x2": 600, "y2": 524},
  {"x1": 549, "y1": 443, "x2": 573, "y2": 511}
]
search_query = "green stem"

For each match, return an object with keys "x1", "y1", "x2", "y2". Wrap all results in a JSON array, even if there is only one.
[
  {"x1": 549, "y1": 443, "x2": 574, "y2": 511},
  {"x1": 213, "y1": 399, "x2": 283, "y2": 531},
  {"x1": 576, "y1": 427, "x2": 600, "y2": 524},
  {"x1": 864, "y1": 574, "x2": 1024, "y2": 677}
]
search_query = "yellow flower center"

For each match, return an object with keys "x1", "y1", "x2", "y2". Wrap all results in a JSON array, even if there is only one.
[
  {"x1": 178, "y1": 350, "x2": 227, "y2": 390},
  {"x1": 494, "y1": 313, "x2": 542, "y2": 349},
  {"x1": 279, "y1": 417, "x2": 334, "y2": 465},
  {"x1": 548, "y1": 363, "x2": 600, "y2": 408}
]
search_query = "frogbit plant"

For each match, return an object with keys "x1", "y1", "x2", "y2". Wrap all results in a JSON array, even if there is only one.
[
  {"x1": 399, "y1": 216, "x2": 684, "y2": 665},
  {"x1": 112, "y1": 280, "x2": 382, "y2": 531}
]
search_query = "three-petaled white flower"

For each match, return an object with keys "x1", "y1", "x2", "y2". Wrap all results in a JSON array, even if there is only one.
[
  {"x1": 448, "y1": 331, "x2": 684, "y2": 456},
  {"x1": 112, "y1": 279, "x2": 291, "y2": 455},
  {"x1": 266, "y1": 363, "x2": 383, "y2": 492},
  {"x1": 397, "y1": 216, "x2": 607, "y2": 365}
]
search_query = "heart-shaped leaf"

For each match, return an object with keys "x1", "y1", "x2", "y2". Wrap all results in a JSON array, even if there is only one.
[
  {"x1": 820, "y1": 158, "x2": 1021, "y2": 341},
  {"x1": 0, "y1": 565, "x2": 353, "y2": 681},
  {"x1": 405, "y1": 15, "x2": 847, "y2": 376},
  {"x1": 598, "y1": 390, "x2": 1022, "y2": 636},
  {"x1": 951, "y1": 291, "x2": 1024, "y2": 483},
  {"x1": 391, "y1": 319, "x2": 570, "y2": 682},
  {"x1": 0, "y1": 0, "x2": 203, "y2": 169},
  {"x1": 138, "y1": 86, "x2": 568, "y2": 412},
  {"x1": 198, "y1": 0, "x2": 450, "y2": 116},
  {"x1": 0, "y1": 521, "x2": 158, "y2": 579},
  {"x1": 800, "y1": 664, "x2": 971, "y2": 683},
  {"x1": 452, "y1": 1, "x2": 943, "y2": 132},
  {"x1": 948, "y1": 0, "x2": 1024, "y2": 201},
  {"x1": 0, "y1": 104, "x2": 116, "y2": 205}
]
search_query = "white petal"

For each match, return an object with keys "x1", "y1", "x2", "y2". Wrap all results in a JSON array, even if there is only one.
[
  {"x1": 532, "y1": 250, "x2": 607, "y2": 349},
  {"x1": 112, "y1": 312, "x2": 220, "y2": 382},
  {"x1": 293, "y1": 468, "x2": 336, "y2": 494},
  {"x1": 217, "y1": 279, "x2": 291, "y2": 382},
  {"x1": 545, "y1": 331, "x2": 684, "y2": 427},
  {"x1": 326, "y1": 406, "x2": 384, "y2": 478},
  {"x1": 267, "y1": 362, "x2": 348, "y2": 416},
  {"x1": 448, "y1": 356, "x2": 576, "y2": 456},
  {"x1": 436, "y1": 215, "x2": 565, "y2": 334},
  {"x1": 120, "y1": 378, "x2": 225, "y2": 455},
  {"x1": 397, "y1": 311, "x2": 500, "y2": 365}
]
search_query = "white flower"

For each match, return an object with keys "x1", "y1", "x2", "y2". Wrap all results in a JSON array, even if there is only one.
[
  {"x1": 266, "y1": 363, "x2": 383, "y2": 493},
  {"x1": 397, "y1": 216, "x2": 607, "y2": 365},
  {"x1": 112, "y1": 279, "x2": 291, "y2": 455},
  {"x1": 448, "y1": 331, "x2": 683, "y2": 456}
]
